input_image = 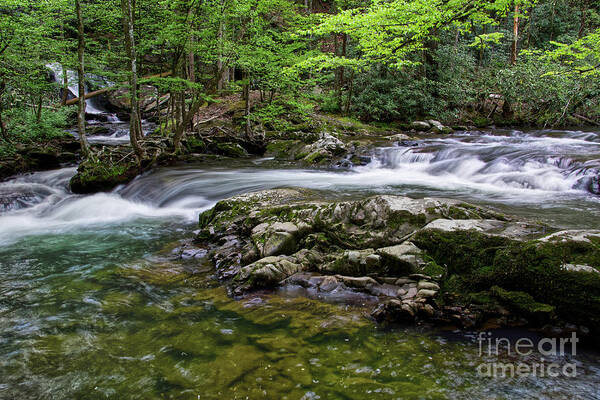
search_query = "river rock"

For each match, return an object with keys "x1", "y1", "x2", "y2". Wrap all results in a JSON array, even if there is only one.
[
  {"x1": 298, "y1": 133, "x2": 347, "y2": 165},
  {"x1": 589, "y1": 176, "x2": 600, "y2": 195},
  {"x1": 336, "y1": 275, "x2": 378, "y2": 289},
  {"x1": 418, "y1": 281, "x2": 440, "y2": 291},
  {"x1": 376, "y1": 242, "x2": 425, "y2": 275},
  {"x1": 427, "y1": 120, "x2": 453, "y2": 135},
  {"x1": 417, "y1": 289, "x2": 437, "y2": 299},
  {"x1": 538, "y1": 229, "x2": 600, "y2": 244},
  {"x1": 196, "y1": 188, "x2": 600, "y2": 334},
  {"x1": 562, "y1": 264, "x2": 599, "y2": 274},
  {"x1": 420, "y1": 219, "x2": 544, "y2": 240},
  {"x1": 411, "y1": 121, "x2": 431, "y2": 131},
  {"x1": 252, "y1": 222, "x2": 302, "y2": 257},
  {"x1": 386, "y1": 133, "x2": 411, "y2": 142},
  {"x1": 238, "y1": 256, "x2": 305, "y2": 290}
]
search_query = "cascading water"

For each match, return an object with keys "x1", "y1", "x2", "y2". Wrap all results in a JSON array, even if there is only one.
[
  {"x1": 46, "y1": 63, "x2": 155, "y2": 145},
  {"x1": 363, "y1": 129, "x2": 600, "y2": 197},
  {"x1": 47, "y1": 63, "x2": 113, "y2": 117},
  {"x1": 1, "y1": 128, "x2": 598, "y2": 247},
  {"x1": 1, "y1": 128, "x2": 600, "y2": 398}
]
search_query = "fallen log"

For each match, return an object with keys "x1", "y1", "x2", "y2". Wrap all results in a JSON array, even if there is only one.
[
  {"x1": 62, "y1": 71, "x2": 173, "y2": 107},
  {"x1": 573, "y1": 113, "x2": 600, "y2": 126}
]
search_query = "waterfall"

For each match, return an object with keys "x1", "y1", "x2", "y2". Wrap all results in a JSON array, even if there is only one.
[{"x1": 46, "y1": 63, "x2": 116, "y2": 118}]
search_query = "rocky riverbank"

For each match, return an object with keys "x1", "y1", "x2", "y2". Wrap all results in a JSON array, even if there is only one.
[
  {"x1": 193, "y1": 188, "x2": 600, "y2": 338},
  {"x1": 67, "y1": 108, "x2": 410, "y2": 193},
  {"x1": 0, "y1": 136, "x2": 80, "y2": 181}
]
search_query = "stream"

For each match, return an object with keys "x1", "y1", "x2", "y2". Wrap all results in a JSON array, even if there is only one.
[{"x1": 1, "y1": 126, "x2": 600, "y2": 398}]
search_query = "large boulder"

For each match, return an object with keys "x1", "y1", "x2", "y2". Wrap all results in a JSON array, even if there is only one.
[
  {"x1": 296, "y1": 133, "x2": 347, "y2": 165},
  {"x1": 410, "y1": 121, "x2": 431, "y2": 131},
  {"x1": 196, "y1": 189, "x2": 600, "y2": 334}
]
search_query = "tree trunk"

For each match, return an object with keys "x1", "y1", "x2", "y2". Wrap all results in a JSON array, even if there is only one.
[
  {"x1": 172, "y1": 94, "x2": 203, "y2": 152},
  {"x1": 0, "y1": 110, "x2": 7, "y2": 142},
  {"x1": 36, "y1": 96, "x2": 43, "y2": 123},
  {"x1": 0, "y1": 84, "x2": 8, "y2": 142},
  {"x1": 502, "y1": 98, "x2": 513, "y2": 119},
  {"x1": 60, "y1": 21, "x2": 69, "y2": 106},
  {"x1": 511, "y1": 4, "x2": 519, "y2": 65},
  {"x1": 187, "y1": 7, "x2": 195, "y2": 83},
  {"x1": 344, "y1": 69, "x2": 354, "y2": 115},
  {"x1": 75, "y1": 0, "x2": 91, "y2": 157},
  {"x1": 216, "y1": 0, "x2": 226, "y2": 91},
  {"x1": 333, "y1": 34, "x2": 345, "y2": 111},
  {"x1": 60, "y1": 63, "x2": 69, "y2": 105},
  {"x1": 243, "y1": 71, "x2": 251, "y2": 137},
  {"x1": 579, "y1": 0, "x2": 589, "y2": 38},
  {"x1": 121, "y1": 0, "x2": 144, "y2": 160}
]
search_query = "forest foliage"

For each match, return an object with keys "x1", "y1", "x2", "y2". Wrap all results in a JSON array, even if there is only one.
[{"x1": 1, "y1": 0, "x2": 600, "y2": 156}]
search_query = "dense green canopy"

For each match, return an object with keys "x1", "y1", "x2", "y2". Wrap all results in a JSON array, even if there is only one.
[{"x1": 1, "y1": 0, "x2": 599, "y2": 156}]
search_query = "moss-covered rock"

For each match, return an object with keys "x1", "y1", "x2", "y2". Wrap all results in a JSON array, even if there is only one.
[
  {"x1": 195, "y1": 189, "x2": 600, "y2": 334},
  {"x1": 490, "y1": 286, "x2": 555, "y2": 317},
  {"x1": 70, "y1": 158, "x2": 141, "y2": 194},
  {"x1": 215, "y1": 143, "x2": 248, "y2": 158}
]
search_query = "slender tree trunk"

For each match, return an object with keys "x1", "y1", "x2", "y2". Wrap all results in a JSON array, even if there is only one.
[
  {"x1": 511, "y1": 4, "x2": 519, "y2": 65},
  {"x1": 121, "y1": 0, "x2": 144, "y2": 160},
  {"x1": 479, "y1": 25, "x2": 486, "y2": 66},
  {"x1": 344, "y1": 69, "x2": 354, "y2": 115},
  {"x1": 187, "y1": 7, "x2": 195, "y2": 83},
  {"x1": 61, "y1": 64, "x2": 69, "y2": 105},
  {"x1": 333, "y1": 34, "x2": 344, "y2": 111},
  {"x1": 60, "y1": 21, "x2": 69, "y2": 106},
  {"x1": 525, "y1": 6, "x2": 533, "y2": 48},
  {"x1": 172, "y1": 94, "x2": 203, "y2": 152},
  {"x1": 216, "y1": 0, "x2": 226, "y2": 91},
  {"x1": 579, "y1": 0, "x2": 589, "y2": 38},
  {"x1": 36, "y1": 96, "x2": 43, "y2": 123},
  {"x1": 0, "y1": 111, "x2": 7, "y2": 142},
  {"x1": 243, "y1": 71, "x2": 251, "y2": 137},
  {"x1": 338, "y1": 34, "x2": 347, "y2": 110},
  {"x1": 75, "y1": 0, "x2": 91, "y2": 157},
  {"x1": 549, "y1": 1, "x2": 555, "y2": 42},
  {"x1": 0, "y1": 83, "x2": 8, "y2": 142}
]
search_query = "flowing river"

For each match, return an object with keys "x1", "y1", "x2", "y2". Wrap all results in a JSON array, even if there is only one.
[{"x1": 1, "y1": 128, "x2": 600, "y2": 399}]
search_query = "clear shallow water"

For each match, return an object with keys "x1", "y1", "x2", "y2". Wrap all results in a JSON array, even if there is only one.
[
  {"x1": 2, "y1": 232, "x2": 600, "y2": 399},
  {"x1": 1, "y1": 129, "x2": 600, "y2": 398}
]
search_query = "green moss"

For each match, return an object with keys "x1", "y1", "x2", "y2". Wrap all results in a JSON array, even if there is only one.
[
  {"x1": 414, "y1": 228, "x2": 600, "y2": 331},
  {"x1": 467, "y1": 291, "x2": 496, "y2": 306},
  {"x1": 265, "y1": 140, "x2": 297, "y2": 158},
  {"x1": 186, "y1": 137, "x2": 206, "y2": 153},
  {"x1": 472, "y1": 117, "x2": 490, "y2": 127},
  {"x1": 70, "y1": 157, "x2": 140, "y2": 193},
  {"x1": 422, "y1": 258, "x2": 445, "y2": 278},
  {"x1": 199, "y1": 208, "x2": 216, "y2": 229},
  {"x1": 490, "y1": 286, "x2": 555, "y2": 315},
  {"x1": 387, "y1": 211, "x2": 427, "y2": 231},
  {"x1": 412, "y1": 229, "x2": 511, "y2": 275},
  {"x1": 216, "y1": 143, "x2": 247, "y2": 158},
  {"x1": 446, "y1": 205, "x2": 481, "y2": 219},
  {"x1": 303, "y1": 151, "x2": 327, "y2": 164}
]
